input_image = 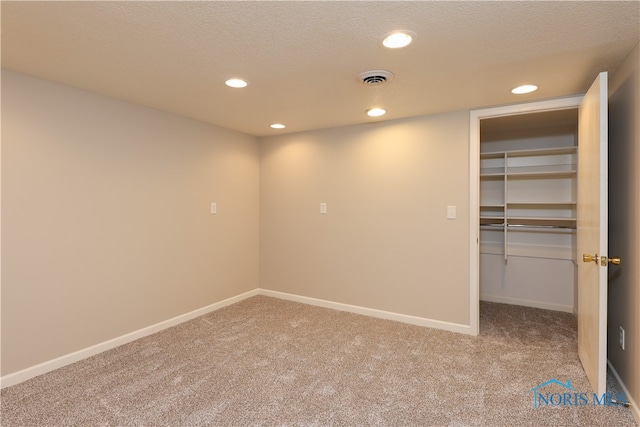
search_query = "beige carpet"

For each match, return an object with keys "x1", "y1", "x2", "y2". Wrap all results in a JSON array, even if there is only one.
[{"x1": 1, "y1": 296, "x2": 636, "y2": 426}]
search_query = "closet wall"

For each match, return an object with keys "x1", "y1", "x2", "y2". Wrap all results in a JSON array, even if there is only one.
[{"x1": 479, "y1": 109, "x2": 579, "y2": 312}]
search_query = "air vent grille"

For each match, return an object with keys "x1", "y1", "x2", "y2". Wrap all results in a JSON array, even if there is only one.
[
  {"x1": 363, "y1": 75, "x2": 387, "y2": 85},
  {"x1": 358, "y1": 70, "x2": 394, "y2": 86}
]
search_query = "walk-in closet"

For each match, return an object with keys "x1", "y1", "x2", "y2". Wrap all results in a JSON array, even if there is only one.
[{"x1": 479, "y1": 109, "x2": 579, "y2": 313}]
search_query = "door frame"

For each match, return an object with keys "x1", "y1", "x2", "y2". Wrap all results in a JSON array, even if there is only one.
[{"x1": 468, "y1": 96, "x2": 583, "y2": 335}]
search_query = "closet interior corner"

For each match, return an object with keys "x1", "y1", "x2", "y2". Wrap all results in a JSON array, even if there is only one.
[{"x1": 479, "y1": 108, "x2": 579, "y2": 314}]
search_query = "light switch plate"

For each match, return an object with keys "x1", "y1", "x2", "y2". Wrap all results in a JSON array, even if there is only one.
[
  {"x1": 211, "y1": 202, "x2": 217, "y2": 214},
  {"x1": 447, "y1": 205, "x2": 456, "y2": 219}
]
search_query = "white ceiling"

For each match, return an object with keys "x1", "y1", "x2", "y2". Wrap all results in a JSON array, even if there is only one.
[{"x1": 2, "y1": 1, "x2": 638, "y2": 137}]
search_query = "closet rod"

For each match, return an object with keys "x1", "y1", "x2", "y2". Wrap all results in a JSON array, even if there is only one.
[
  {"x1": 507, "y1": 224, "x2": 575, "y2": 230},
  {"x1": 479, "y1": 223, "x2": 575, "y2": 230}
]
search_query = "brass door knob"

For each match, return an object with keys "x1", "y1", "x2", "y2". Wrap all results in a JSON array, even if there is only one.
[
  {"x1": 602, "y1": 256, "x2": 621, "y2": 266},
  {"x1": 583, "y1": 254, "x2": 621, "y2": 266}
]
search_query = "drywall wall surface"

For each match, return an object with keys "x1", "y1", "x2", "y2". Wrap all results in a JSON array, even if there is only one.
[
  {"x1": 1, "y1": 71, "x2": 260, "y2": 375},
  {"x1": 260, "y1": 112, "x2": 470, "y2": 325},
  {"x1": 608, "y1": 41, "x2": 639, "y2": 418}
]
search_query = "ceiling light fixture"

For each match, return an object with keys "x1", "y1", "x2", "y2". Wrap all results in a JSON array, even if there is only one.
[
  {"x1": 366, "y1": 108, "x2": 386, "y2": 117},
  {"x1": 270, "y1": 123, "x2": 286, "y2": 129},
  {"x1": 382, "y1": 31, "x2": 415, "y2": 48},
  {"x1": 511, "y1": 84, "x2": 538, "y2": 94},
  {"x1": 225, "y1": 78, "x2": 248, "y2": 88}
]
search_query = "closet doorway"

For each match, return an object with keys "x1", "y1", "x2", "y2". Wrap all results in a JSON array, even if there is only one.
[
  {"x1": 478, "y1": 108, "x2": 579, "y2": 313},
  {"x1": 469, "y1": 96, "x2": 582, "y2": 337}
]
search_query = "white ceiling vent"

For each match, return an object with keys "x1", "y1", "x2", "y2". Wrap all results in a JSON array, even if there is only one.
[{"x1": 359, "y1": 70, "x2": 394, "y2": 86}]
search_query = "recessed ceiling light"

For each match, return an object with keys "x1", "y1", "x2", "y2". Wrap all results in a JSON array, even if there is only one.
[
  {"x1": 225, "y1": 78, "x2": 248, "y2": 88},
  {"x1": 366, "y1": 108, "x2": 386, "y2": 117},
  {"x1": 382, "y1": 31, "x2": 415, "y2": 49},
  {"x1": 511, "y1": 84, "x2": 538, "y2": 94},
  {"x1": 270, "y1": 123, "x2": 286, "y2": 129}
]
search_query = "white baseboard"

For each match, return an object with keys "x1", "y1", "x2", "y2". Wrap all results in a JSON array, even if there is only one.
[
  {"x1": 608, "y1": 360, "x2": 640, "y2": 425},
  {"x1": 2, "y1": 288, "x2": 473, "y2": 389},
  {"x1": 480, "y1": 294, "x2": 574, "y2": 313},
  {"x1": 0, "y1": 289, "x2": 259, "y2": 389},
  {"x1": 258, "y1": 289, "x2": 472, "y2": 335}
]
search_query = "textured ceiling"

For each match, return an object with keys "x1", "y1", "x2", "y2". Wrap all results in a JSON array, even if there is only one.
[{"x1": 2, "y1": 1, "x2": 639, "y2": 137}]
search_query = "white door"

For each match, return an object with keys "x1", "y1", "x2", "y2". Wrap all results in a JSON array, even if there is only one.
[{"x1": 577, "y1": 71, "x2": 614, "y2": 396}]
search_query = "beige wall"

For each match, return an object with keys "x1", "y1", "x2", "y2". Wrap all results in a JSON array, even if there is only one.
[
  {"x1": 1, "y1": 71, "x2": 260, "y2": 375},
  {"x1": 259, "y1": 113, "x2": 471, "y2": 325},
  {"x1": 608, "y1": 42, "x2": 639, "y2": 416}
]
